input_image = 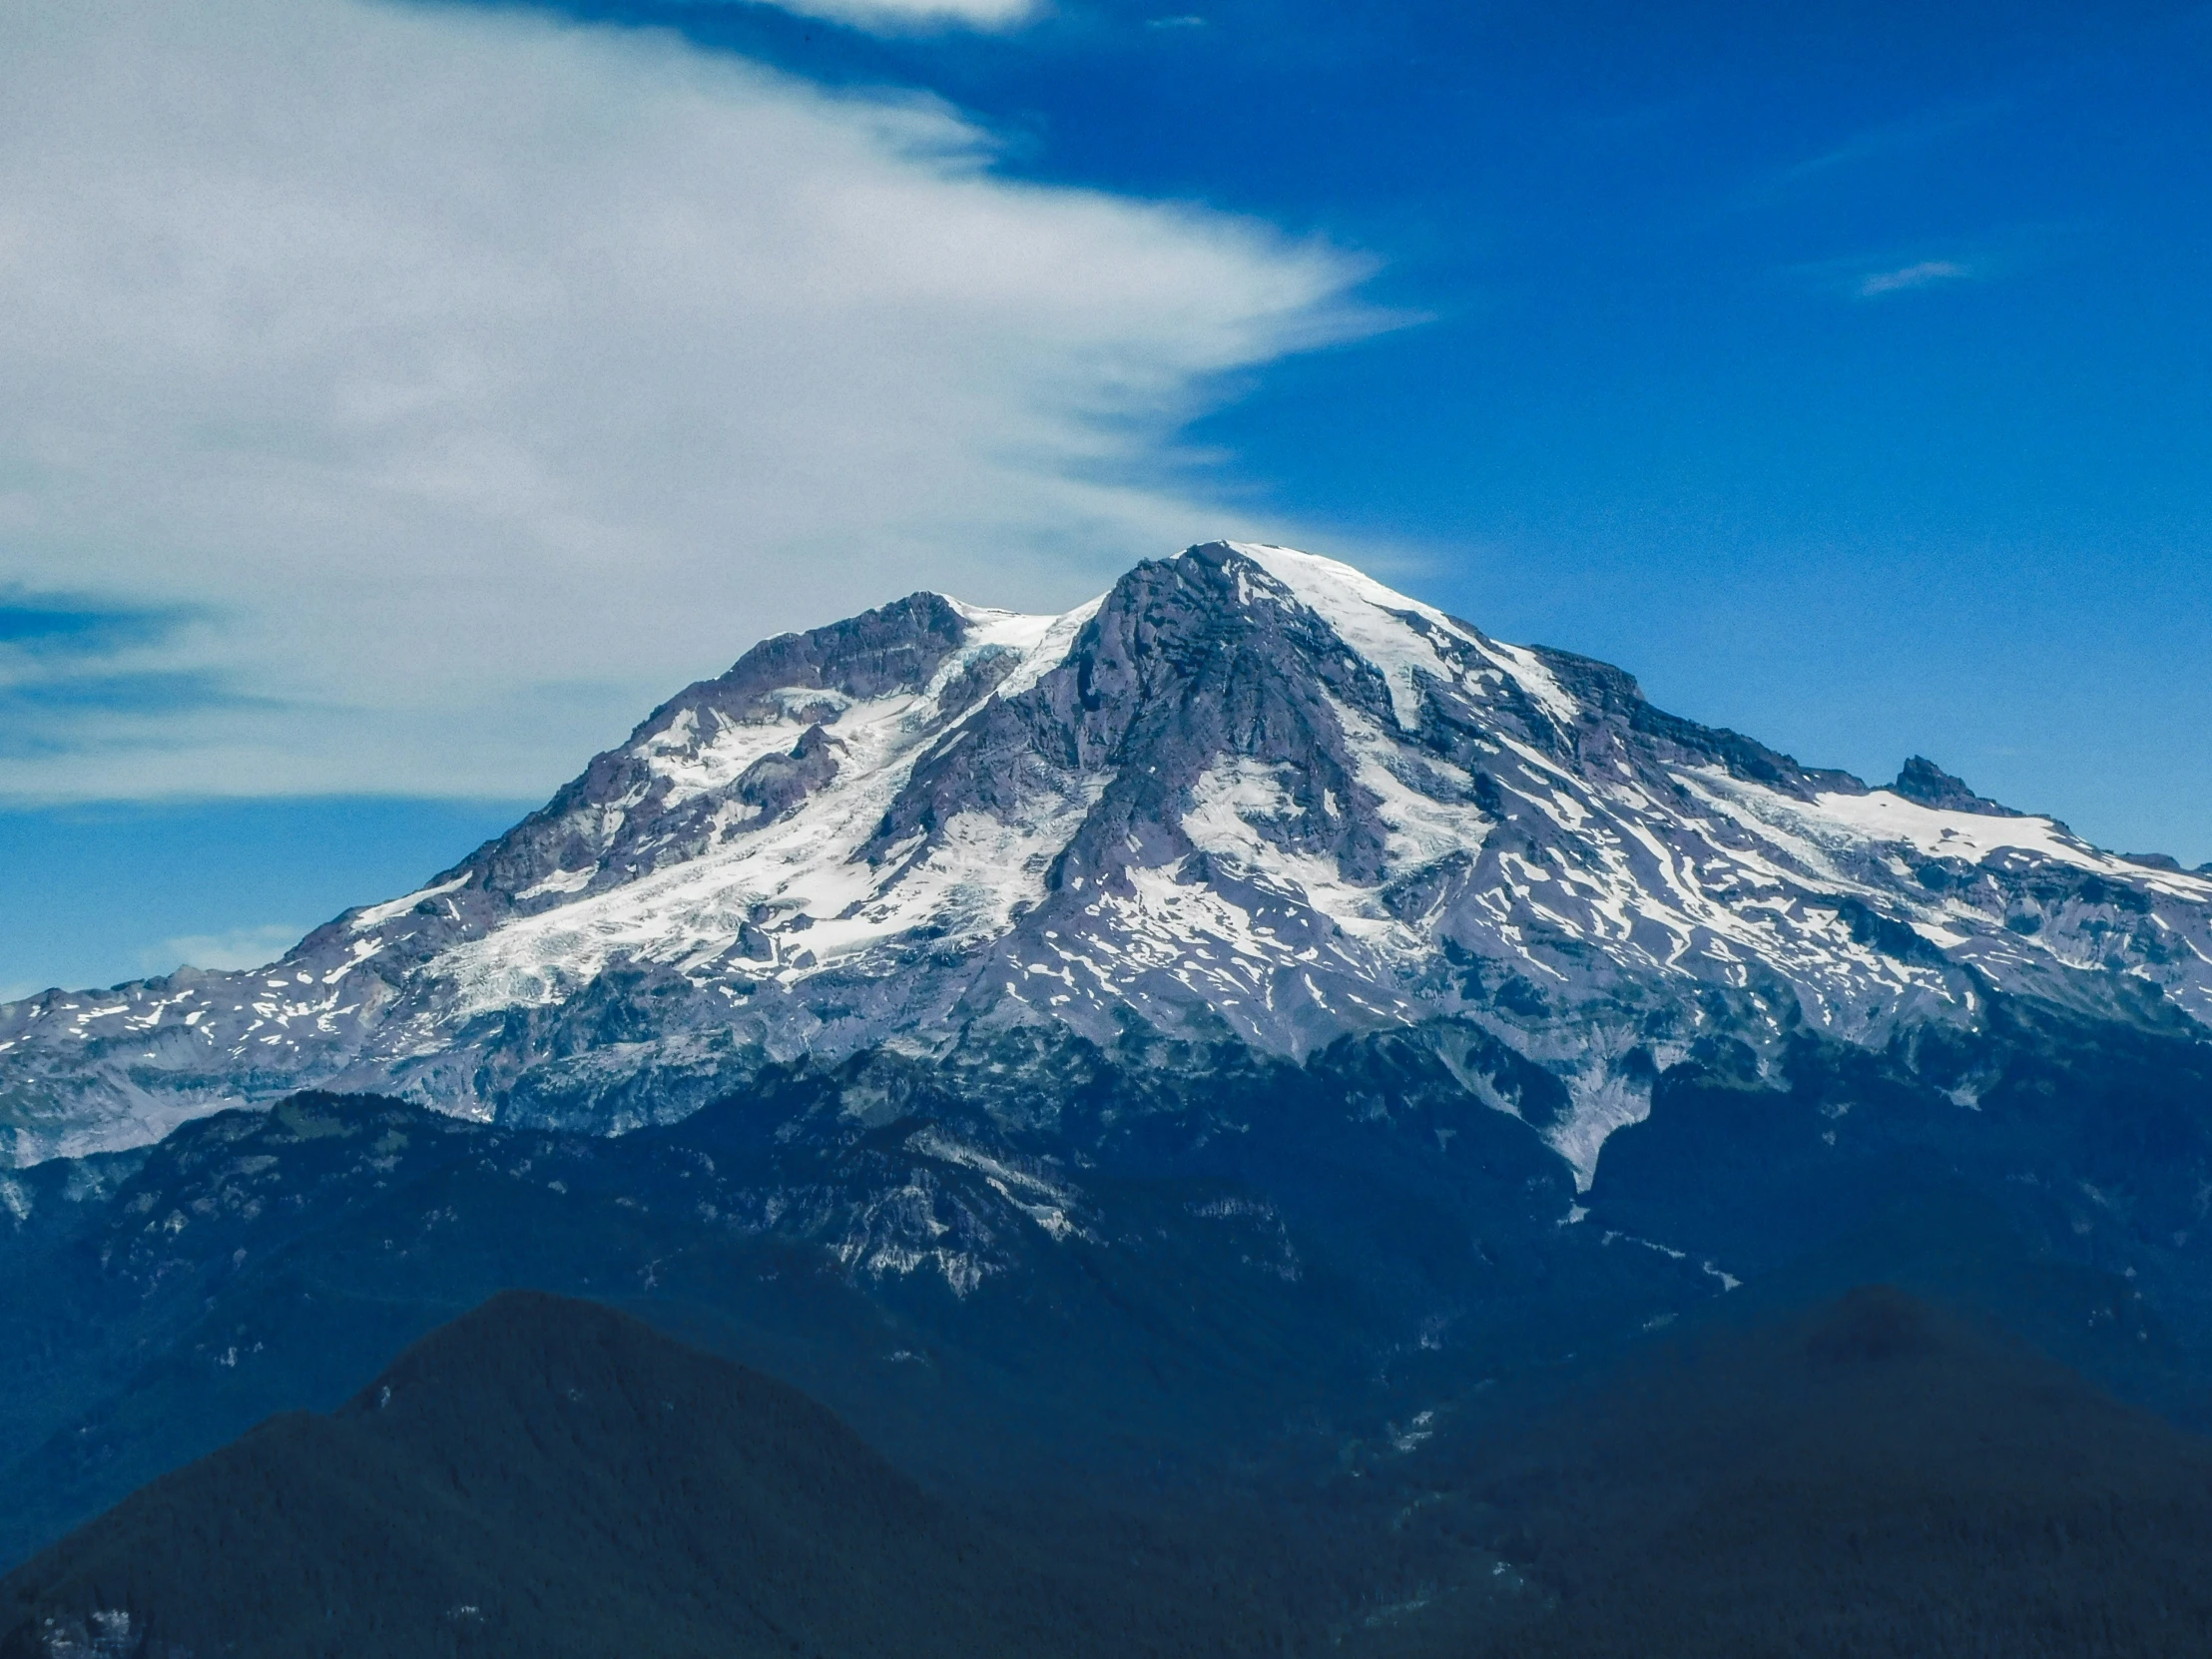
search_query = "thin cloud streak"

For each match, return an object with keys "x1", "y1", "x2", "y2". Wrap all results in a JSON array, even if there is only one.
[
  {"x1": 0, "y1": 0, "x2": 1382, "y2": 804},
  {"x1": 145, "y1": 924, "x2": 304, "y2": 975},
  {"x1": 1857, "y1": 259, "x2": 1974, "y2": 297},
  {"x1": 1733, "y1": 98, "x2": 2010, "y2": 211},
  {"x1": 737, "y1": 0, "x2": 1040, "y2": 31}
]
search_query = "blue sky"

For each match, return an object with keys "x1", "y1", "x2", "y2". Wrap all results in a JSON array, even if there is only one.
[{"x1": 1, "y1": 0, "x2": 2207, "y2": 995}]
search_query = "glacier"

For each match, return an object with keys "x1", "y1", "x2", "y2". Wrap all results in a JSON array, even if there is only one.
[{"x1": 4, "y1": 541, "x2": 2209, "y2": 1181}]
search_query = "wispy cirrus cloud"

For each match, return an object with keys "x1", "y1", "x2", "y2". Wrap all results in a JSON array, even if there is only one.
[
  {"x1": 0, "y1": 597, "x2": 178, "y2": 659},
  {"x1": 0, "y1": 0, "x2": 1381, "y2": 804},
  {"x1": 1855, "y1": 259, "x2": 1976, "y2": 298},
  {"x1": 0, "y1": 594, "x2": 246, "y2": 760},
  {"x1": 1783, "y1": 104, "x2": 2002, "y2": 185},
  {"x1": 1784, "y1": 246, "x2": 2004, "y2": 305},
  {"x1": 141, "y1": 924, "x2": 304, "y2": 976},
  {"x1": 737, "y1": 0, "x2": 1041, "y2": 32},
  {"x1": 1732, "y1": 99, "x2": 2010, "y2": 213}
]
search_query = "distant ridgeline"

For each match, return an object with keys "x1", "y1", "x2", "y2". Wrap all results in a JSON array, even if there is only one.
[
  {"x1": 0, "y1": 1293, "x2": 1332, "y2": 1659},
  {"x1": 9, "y1": 1286, "x2": 2212, "y2": 1658},
  {"x1": 4, "y1": 543, "x2": 2212, "y2": 1649}
]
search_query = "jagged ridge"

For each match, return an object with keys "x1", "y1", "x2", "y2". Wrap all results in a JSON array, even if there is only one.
[{"x1": 4, "y1": 542, "x2": 2209, "y2": 1180}]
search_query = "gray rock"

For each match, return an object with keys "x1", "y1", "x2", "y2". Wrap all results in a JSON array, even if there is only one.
[{"x1": 5, "y1": 543, "x2": 2209, "y2": 1184}]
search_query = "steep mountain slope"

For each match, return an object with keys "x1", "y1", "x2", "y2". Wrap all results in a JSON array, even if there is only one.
[
  {"x1": 6, "y1": 542, "x2": 2212, "y2": 1651},
  {"x1": 8, "y1": 971, "x2": 2211, "y2": 1573},
  {"x1": 6, "y1": 543, "x2": 2208, "y2": 1182},
  {"x1": 0, "y1": 1081, "x2": 1699, "y2": 1571}
]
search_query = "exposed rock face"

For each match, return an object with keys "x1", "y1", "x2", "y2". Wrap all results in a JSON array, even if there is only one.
[
  {"x1": 4, "y1": 543, "x2": 2210, "y2": 1179},
  {"x1": 1891, "y1": 756, "x2": 2018, "y2": 817}
]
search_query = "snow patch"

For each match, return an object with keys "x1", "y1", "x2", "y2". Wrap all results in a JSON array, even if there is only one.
[{"x1": 349, "y1": 874, "x2": 469, "y2": 931}]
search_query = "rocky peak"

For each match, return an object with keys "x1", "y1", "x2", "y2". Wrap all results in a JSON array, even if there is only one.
[
  {"x1": 1891, "y1": 756, "x2": 2018, "y2": 817},
  {"x1": 866, "y1": 544, "x2": 1410, "y2": 890},
  {"x1": 4, "y1": 541, "x2": 2210, "y2": 1174},
  {"x1": 460, "y1": 591, "x2": 984, "y2": 900},
  {"x1": 1529, "y1": 647, "x2": 1864, "y2": 803}
]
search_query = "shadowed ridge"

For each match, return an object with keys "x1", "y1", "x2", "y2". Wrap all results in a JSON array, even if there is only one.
[
  {"x1": 1529, "y1": 641, "x2": 1866, "y2": 799},
  {"x1": 0, "y1": 1291, "x2": 1069, "y2": 1659},
  {"x1": 1380, "y1": 1286, "x2": 2212, "y2": 1658}
]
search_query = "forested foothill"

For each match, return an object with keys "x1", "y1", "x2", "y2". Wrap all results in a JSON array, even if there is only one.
[{"x1": 10, "y1": 1282, "x2": 2212, "y2": 1658}]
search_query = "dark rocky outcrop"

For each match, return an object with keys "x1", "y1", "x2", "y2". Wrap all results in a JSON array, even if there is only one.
[{"x1": 1891, "y1": 755, "x2": 2020, "y2": 816}]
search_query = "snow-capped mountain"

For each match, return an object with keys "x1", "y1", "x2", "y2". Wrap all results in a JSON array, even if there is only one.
[{"x1": 5, "y1": 542, "x2": 2209, "y2": 1174}]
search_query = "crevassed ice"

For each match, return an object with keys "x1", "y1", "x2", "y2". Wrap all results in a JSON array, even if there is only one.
[
  {"x1": 1228, "y1": 542, "x2": 1582, "y2": 730},
  {"x1": 437, "y1": 600, "x2": 1103, "y2": 1013}
]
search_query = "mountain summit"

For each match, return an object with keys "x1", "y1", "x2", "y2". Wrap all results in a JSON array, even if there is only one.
[
  {"x1": 7, "y1": 545, "x2": 2212, "y2": 1580},
  {"x1": 5, "y1": 543, "x2": 2209, "y2": 1175}
]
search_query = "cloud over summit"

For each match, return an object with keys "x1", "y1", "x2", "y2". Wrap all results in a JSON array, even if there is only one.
[{"x1": 0, "y1": 0, "x2": 1373, "y2": 803}]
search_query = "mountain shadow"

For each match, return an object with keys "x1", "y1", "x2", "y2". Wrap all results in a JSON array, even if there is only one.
[
  {"x1": 1374, "y1": 1285, "x2": 2212, "y2": 1659},
  {"x1": 0, "y1": 1290, "x2": 1305, "y2": 1659}
]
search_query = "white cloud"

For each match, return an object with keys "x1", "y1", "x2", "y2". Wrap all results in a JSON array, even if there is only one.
[
  {"x1": 143, "y1": 925, "x2": 305, "y2": 975},
  {"x1": 0, "y1": 0, "x2": 1375, "y2": 804},
  {"x1": 1856, "y1": 259, "x2": 1974, "y2": 298},
  {"x1": 748, "y1": 0, "x2": 1040, "y2": 31}
]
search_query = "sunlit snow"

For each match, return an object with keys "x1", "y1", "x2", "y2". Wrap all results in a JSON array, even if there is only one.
[{"x1": 4, "y1": 542, "x2": 2210, "y2": 1182}]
